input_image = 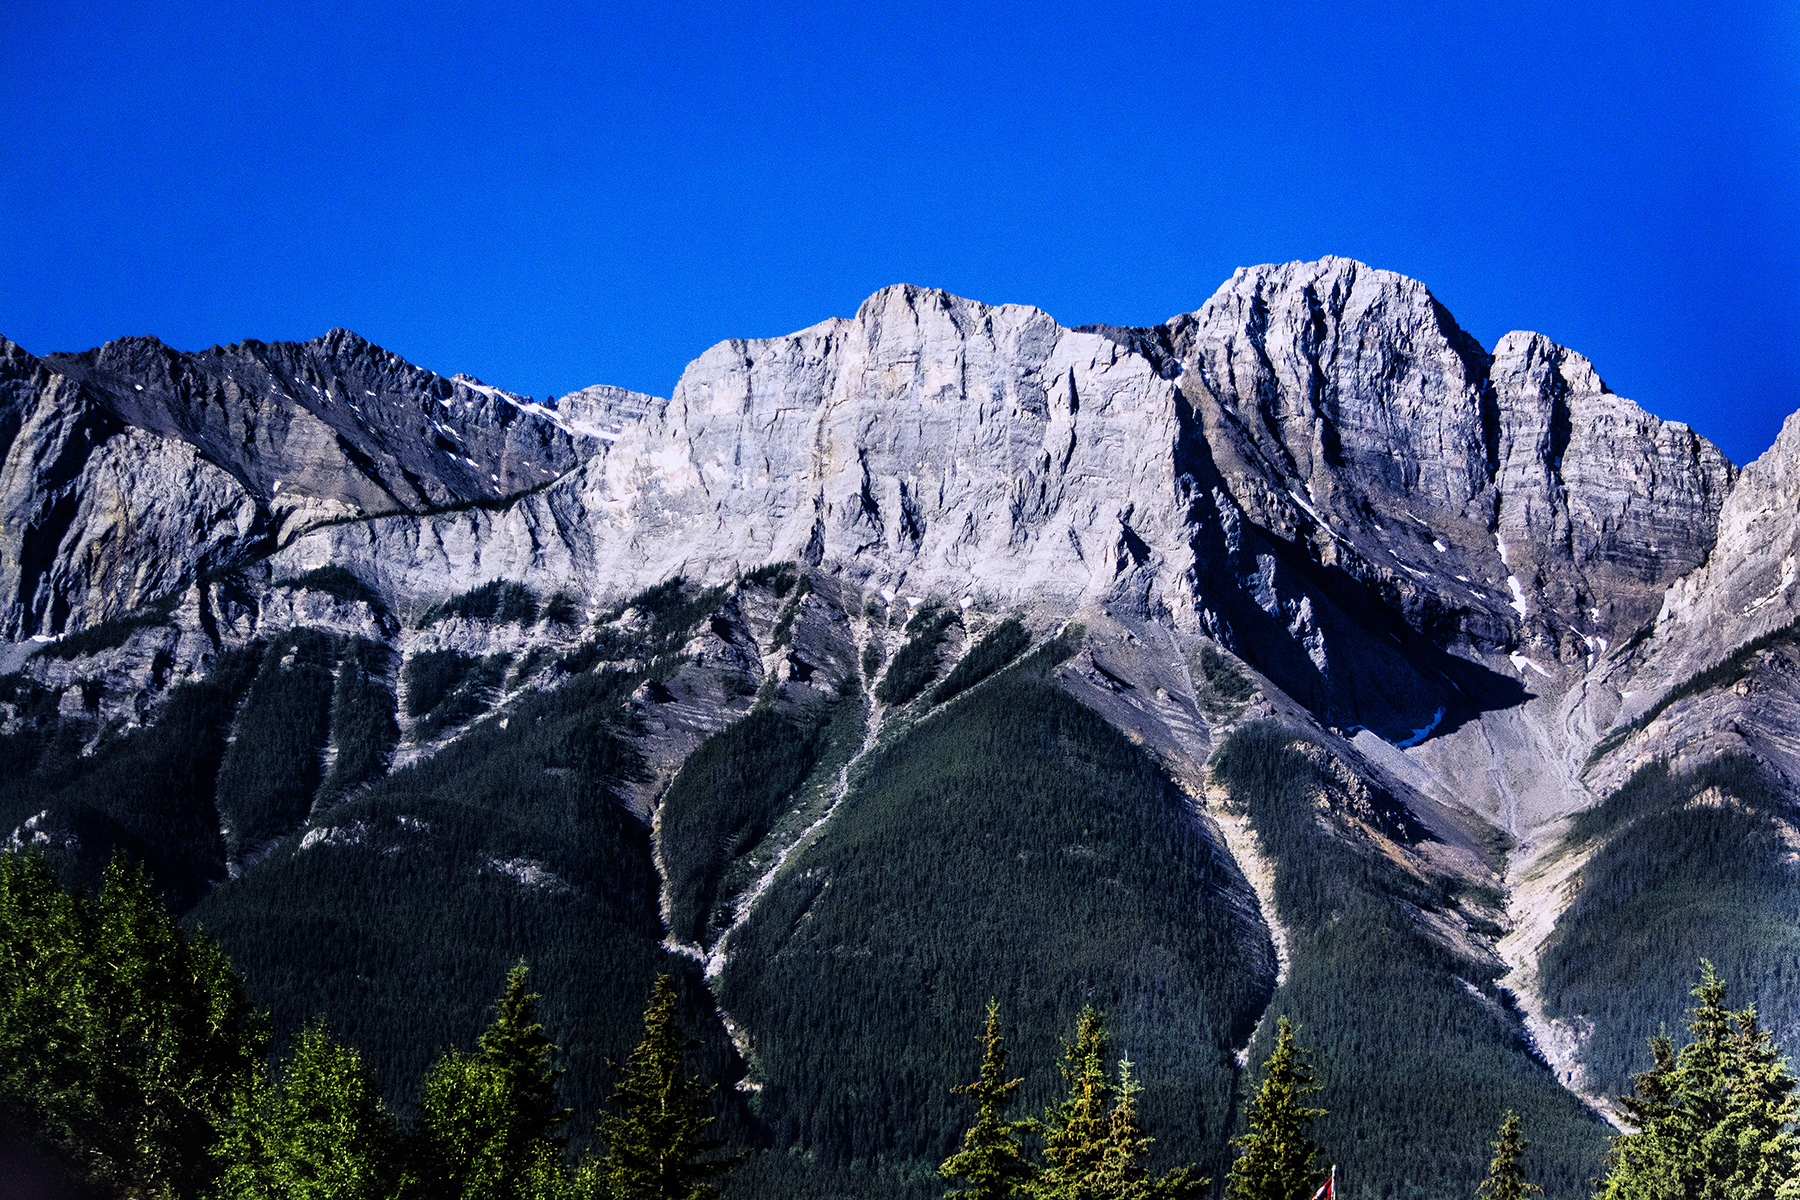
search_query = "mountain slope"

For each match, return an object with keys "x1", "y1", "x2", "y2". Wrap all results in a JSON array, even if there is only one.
[{"x1": 4, "y1": 258, "x2": 1795, "y2": 1199}]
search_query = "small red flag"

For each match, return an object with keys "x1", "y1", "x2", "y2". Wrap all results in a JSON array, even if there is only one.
[{"x1": 1310, "y1": 1166, "x2": 1337, "y2": 1200}]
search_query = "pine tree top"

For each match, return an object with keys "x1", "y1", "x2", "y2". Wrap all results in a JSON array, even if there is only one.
[{"x1": 1227, "y1": 1016, "x2": 1325, "y2": 1200}]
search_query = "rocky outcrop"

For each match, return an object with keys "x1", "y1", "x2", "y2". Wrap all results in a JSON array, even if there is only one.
[
  {"x1": 1577, "y1": 405, "x2": 1800, "y2": 786},
  {"x1": 0, "y1": 340, "x2": 264, "y2": 638},
  {"x1": 1161, "y1": 260, "x2": 1731, "y2": 697},
  {"x1": 265, "y1": 261, "x2": 1737, "y2": 748},
  {"x1": 1488, "y1": 331, "x2": 1734, "y2": 653},
  {"x1": 0, "y1": 330, "x2": 655, "y2": 638},
  {"x1": 274, "y1": 285, "x2": 1193, "y2": 622},
  {"x1": 43, "y1": 329, "x2": 613, "y2": 523},
  {"x1": 0, "y1": 258, "x2": 1758, "y2": 783}
]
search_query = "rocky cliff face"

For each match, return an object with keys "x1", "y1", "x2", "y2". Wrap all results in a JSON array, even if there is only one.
[
  {"x1": 4, "y1": 257, "x2": 1764, "y2": 816},
  {"x1": 0, "y1": 330, "x2": 651, "y2": 638},
  {"x1": 264, "y1": 258, "x2": 1733, "y2": 744},
  {"x1": 273, "y1": 286, "x2": 1190, "y2": 621},
  {"x1": 5, "y1": 258, "x2": 1796, "y2": 1198}
]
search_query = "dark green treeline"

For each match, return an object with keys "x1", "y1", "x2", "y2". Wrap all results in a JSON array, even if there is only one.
[
  {"x1": 715, "y1": 641, "x2": 1276, "y2": 1199},
  {"x1": 1211, "y1": 724, "x2": 1612, "y2": 1200},
  {"x1": 1541, "y1": 753, "x2": 1800, "y2": 1102}
]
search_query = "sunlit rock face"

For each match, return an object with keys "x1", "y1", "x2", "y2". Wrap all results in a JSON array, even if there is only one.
[
  {"x1": 4, "y1": 258, "x2": 1743, "y2": 749},
  {"x1": 13, "y1": 259, "x2": 1800, "y2": 1181}
]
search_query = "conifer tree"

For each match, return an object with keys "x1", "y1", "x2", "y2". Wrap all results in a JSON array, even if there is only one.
[
  {"x1": 0, "y1": 852, "x2": 265, "y2": 1197},
  {"x1": 1091, "y1": 1059, "x2": 1206, "y2": 1200},
  {"x1": 1226, "y1": 1017, "x2": 1325, "y2": 1200},
  {"x1": 598, "y1": 974, "x2": 739, "y2": 1200},
  {"x1": 1474, "y1": 1111, "x2": 1538, "y2": 1200},
  {"x1": 1035, "y1": 1011, "x2": 1204, "y2": 1200},
  {"x1": 210, "y1": 1019, "x2": 401, "y2": 1200},
  {"x1": 1599, "y1": 961, "x2": 1800, "y2": 1200},
  {"x1": 481, "y1": 962, "x2": 568, "y2": 1148},
  {"x1": 420, "y1": 962, "x2": 570, "y2": 1200},
  {"x1": 1036, "y1": 1007, "x2": 1115, "y2": 1198},
  {"x1": 941, "y1": 1000, "x2": 1037, "y2": 1199}
]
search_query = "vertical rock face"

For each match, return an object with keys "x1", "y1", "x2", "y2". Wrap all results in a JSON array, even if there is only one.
[
  {"x1": 44, "y1": 329, "x2": 608, "y2": 519},
  {"x1": 0, "y1": 340, "x2": 263, "y2": 638},
  {"x1": 0, "y1": 331, "x2": 648, "y2": 638},
  {"x1": 1147, "y1": 259, "x2": 1733, "y2": 732},
  {"x1": 265, "y1": 260, "x2": 1737, "y2": 743},
  {"x1": 278, "y1": 285, "x2": 1193, "y2": 620},
  {"x1": 1167, "y1": 261, "x2": 1731, "y2": 653},
  {"x1": 1652, "y1": 409, "x2": 1800, "y2": 664},
  {"x1": 0, "y1": 257, "x2": 1750, "y2": 753},
  {"x1": 1160, "y1": 259, "x2": 1510, "y2": 730},
  {"x1": 1571, "y1": 406, "x2": 1800, "y2": 787},
  {"x1": 1488, "y1": 331, "x2": 1735, "y2": 649},
  {"x1": 1174, "y1": 257, "x2": 1494, "y2": 520}
]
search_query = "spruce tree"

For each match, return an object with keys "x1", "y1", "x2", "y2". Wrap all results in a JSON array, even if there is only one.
[
  {"x1": 1091, "y1": 1059, "x2": 1206, "y2": 1200},
  {"x1": 1723, "y1": 1004, "x2": 1800, "y2": 1200},
  {"x1": 941, "y1": 999, "x2": 1037, "y2": 1199},
  {"x1": 1036, "y1": 1007, "x2": 1115, "y2": 1198},
  {"x1": 1474, "y1": 1112, "x2": 1538, "y2": 1200},
  {"x1": 481, "y1": 962, "x2": 568, "y2": 1148},
  {"x1": 1226, "y1": 1017, "x2": 1325, "y2": 1200},
  {"x1": 1600, "y1": 961, "x2": 1800, "y2": 1200},
  {"x1": 420, "y1": 962, "x2": 570, "y2": 1200},
  {"x1": 1035, "y1": 1011, "x2": 1204, "y2": 1200},
  {"x1": 599, "y1": 974, "x2": 739, "y2": 1200}
]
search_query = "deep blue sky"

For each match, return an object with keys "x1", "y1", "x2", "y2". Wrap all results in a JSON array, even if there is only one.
[{"x1": 4, "y1": 2, "x2": 1796, "y2": 464}]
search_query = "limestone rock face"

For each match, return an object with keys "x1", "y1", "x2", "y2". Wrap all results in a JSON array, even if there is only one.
[
  {"x1": 1651, "y1": 408, "x2": 1800, "y2": 668},
  {"x1": 270, "y1": 261, "x2": 1737, "y2": 743},
  {"x1": 0, "y1": 340, "x2": 263, "y2": 637},
  {"x1": 1150, "y1": 259, "x2": 1730, "y2": 732},
  {"x1": 1164, "y1": 260, "x2": 1730, "y2": 654},
  {"x1": 276, "y1": 285, "x2": 1193, "y2": 624},
  {"x1": 1574, "y1": 407, "x2": 1800, "y2": 788},
  {"x1": 43, "y1": 329, "x2": 609, "y2": 522},
  {"x1": 1487, "y1": 330, "x2": 1734, "y2": 647},
  {"x1": 0, "y1": 258, "x2": 1763, "y2": 789},
  {"x1": 0, "y1": 330, "x2": 650, "y2": 638}
]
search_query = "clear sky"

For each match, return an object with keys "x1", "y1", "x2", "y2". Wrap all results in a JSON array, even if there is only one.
[{"x1": 3, "y1": 2, "x2": 1796, "y2": 464}]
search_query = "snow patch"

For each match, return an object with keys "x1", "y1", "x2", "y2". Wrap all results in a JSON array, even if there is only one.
[
  {"x1": 1285, "y1": 489, "x2": 1343, "y2": 540},
  {"x1": 1393, "y1": 706, "x2": 1446, "y2": 749},
  {"x1": 505, "y1": 396, "x2": 621, "y2": 441},
  {"x1": 1505, "y1": 575, "x2": 1529, "y2": 618},
  {"x1": 1509, "y1": 653, "x2": 1553, "y2": 679}
]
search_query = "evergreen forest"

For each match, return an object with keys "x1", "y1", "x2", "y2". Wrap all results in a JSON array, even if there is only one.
[{"x1": 2, "y1": 568, "x2": 1797, "y2": 1199}]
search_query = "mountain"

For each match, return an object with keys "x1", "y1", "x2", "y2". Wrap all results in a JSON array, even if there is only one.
[{"x1": 3, "y1": 257, "x2": 1795, "y2": 1199}]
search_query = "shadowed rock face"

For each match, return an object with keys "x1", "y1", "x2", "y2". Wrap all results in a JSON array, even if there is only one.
[
  {"x1": 0, "y1": 331, "x2": 655, "y2": 638},
  {"x1": 253, "y1": 260, "x2": 1738, "y2": 743},
  {"x1": 44, "y1": 329, "x2": 612, "y2": 516},
  {"x1": 1151, "y1": 259, "x2": 1734, "y2": 733},
  {"x1": 0, "y1": 257, "x2": 1753, "y2": 756}
]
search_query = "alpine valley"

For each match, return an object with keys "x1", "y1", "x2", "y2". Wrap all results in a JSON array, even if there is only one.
[{"x1": 6, "y1": 257, "x2": 1799, "y2": 1199}]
